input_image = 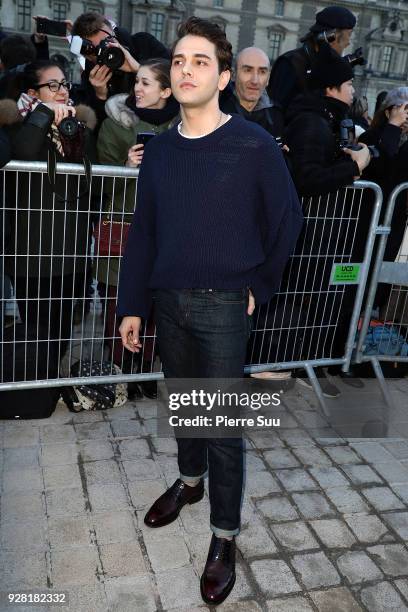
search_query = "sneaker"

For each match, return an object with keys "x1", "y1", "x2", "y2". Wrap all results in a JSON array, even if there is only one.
[{"x1": 295, "y1": 368, "x2": 341, "y2": 398}]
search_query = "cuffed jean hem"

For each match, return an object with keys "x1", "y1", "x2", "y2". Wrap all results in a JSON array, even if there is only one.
[
  {"x1": 180, "y1": 470, "x2": 207, "y2": 484},
  {"x1": 211, "y1": 523, "x2": 240, "y2": 537}
]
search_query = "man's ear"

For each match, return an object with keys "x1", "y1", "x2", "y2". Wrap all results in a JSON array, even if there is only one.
[
  {"x1": 161, "y1": 87, "x2": 172, "y2": 100},
  {"x1": 218, "y1": 69, "x2": 231, "y2": 92}
]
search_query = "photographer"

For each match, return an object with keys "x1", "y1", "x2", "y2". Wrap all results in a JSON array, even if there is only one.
[
  {"x1": 267, "y1": 5, "x2": 357, "y2": 137},
  {"x1": 2, "y1": 60, "x2": 97, "y2": 359},
  {"x1": 71, "y1": 12, "x2": 169, "y2": 128}
]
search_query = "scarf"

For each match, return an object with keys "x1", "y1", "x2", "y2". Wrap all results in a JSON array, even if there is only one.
[
  {"x1": 17, "y1": 92, "x2": 65, "y2": 156},
  {"x1": 125, "y1": 93, "x2": 180, "y2": 126}
]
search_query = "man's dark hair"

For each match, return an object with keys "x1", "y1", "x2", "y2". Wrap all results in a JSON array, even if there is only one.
[
  {"x1": 72, "y1": 12, "x2": 113, "y2": 38},
  {"x1": 172, "y1": 17, "x2": 232, "y2": 73},
  {"x1": 0, "y1": 35, "x2": 36, "y2": 70}
]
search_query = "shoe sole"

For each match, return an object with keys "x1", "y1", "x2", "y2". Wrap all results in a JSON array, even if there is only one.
[
  {"x1": 296, "y1": 377, "x2": 340, "y2": 398},
  {"x1": 200, "y1": 573, "x2": 236, "y2": 605},
  {"x1": 144, "y1": 490, "x2": 204, "y2": 528}
]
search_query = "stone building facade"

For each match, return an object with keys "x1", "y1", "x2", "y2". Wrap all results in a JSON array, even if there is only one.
[{"x1": 1, "y1": 0, "x2": 408, "y2": 111}]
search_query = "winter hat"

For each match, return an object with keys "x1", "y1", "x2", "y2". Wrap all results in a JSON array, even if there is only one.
[
  {"x1": 382, "y1": 87, "x2": 408, "y2": 109},
  {"x1": 310, "y1": 6, "x2": 357, "y2": 33},
  {"x1": 310, "y1": 44, "x2": 354, "y2": 88}
]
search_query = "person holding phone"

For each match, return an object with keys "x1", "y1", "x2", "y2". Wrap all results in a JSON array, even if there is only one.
[{"x1": 96, "y1": 58, "x2": 179, "y2": 398}]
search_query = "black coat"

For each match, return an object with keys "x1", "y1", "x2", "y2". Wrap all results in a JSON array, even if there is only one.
[
  {"x1": 220, "y1": 83, "x2": 281, "y2": 137},
  {"x1": 3, "y1": 102, "x2": 97, "y2": 278}
]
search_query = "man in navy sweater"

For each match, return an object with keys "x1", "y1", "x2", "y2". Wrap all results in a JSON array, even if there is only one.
[{"x1": 118, "y1": 17, "x2": 303, "y2": 605}]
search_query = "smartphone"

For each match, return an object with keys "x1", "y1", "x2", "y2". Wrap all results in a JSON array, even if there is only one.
[
  {"x1": 136, "y1": 132, "x2": 156, "y2": 146},
  {"x1": 36, "y1": 17, "x2": 67, "y2": 37}
]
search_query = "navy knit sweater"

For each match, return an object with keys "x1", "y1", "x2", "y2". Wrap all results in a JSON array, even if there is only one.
[{"x1": 117, "y1": 115, "x2": 303, "y2": 319}]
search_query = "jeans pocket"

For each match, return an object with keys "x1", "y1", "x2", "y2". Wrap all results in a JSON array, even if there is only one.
[{"x1": 210, "y1": 289, "x2": 247, "y2": 304}]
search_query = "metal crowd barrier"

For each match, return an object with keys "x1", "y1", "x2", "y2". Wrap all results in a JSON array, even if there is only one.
[
  {"x1": 0, "y1": 160, "x2": 383, "y2": 414},
  {"x1": 354, "y1": 182, "x2": 408, "y2": 408}
]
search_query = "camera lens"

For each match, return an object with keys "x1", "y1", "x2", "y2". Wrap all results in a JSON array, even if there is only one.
[
  {"x1": 59, "y1": 116, "x2": 79, "y2": 138},
  {"x1": 96, "y1": 40, "x2": 124, "y2": 71}
]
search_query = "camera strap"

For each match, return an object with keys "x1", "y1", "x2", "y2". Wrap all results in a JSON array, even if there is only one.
[{"x1": 47, "y1": 146, "x2": 92, "y2": 204}]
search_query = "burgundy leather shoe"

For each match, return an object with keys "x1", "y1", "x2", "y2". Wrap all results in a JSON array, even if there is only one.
[
  {"x1": 200, "y1": 534, "x2": 236, "y2": 605},
  {"x1": 144, "y1": 478, "x2": 204, "y2": 528}
]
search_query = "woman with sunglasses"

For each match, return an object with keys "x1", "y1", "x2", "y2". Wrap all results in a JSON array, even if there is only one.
[{"x1": 1, "y1": 60, "x2": 98, "y2": 366}]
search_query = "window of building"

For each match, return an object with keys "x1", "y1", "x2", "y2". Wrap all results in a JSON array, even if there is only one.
[
  {"x1": 275, "y1": 0, "x2": 284, "y2": 17},
  {"x1": 269, "y1": 32, "x2": 282, "y2": 62},
  {"x1": 380, "y1": 45, "x2": 393, "y2": 73},
  {"x1": 213, "y1": 0, "x2": 224, "y2": 7},
  {"x1": 17, "y1": 0, "x2": 32, "y2": 31},
  {"x1": 84, "y1": 1, "x2": 103, "y2": 14},
  {"x1": 150, "y1": 12, "x2": 165, "y2": 41},
  {"x1": 53, "y1": 1, "x2": 68, "y2": 21}
]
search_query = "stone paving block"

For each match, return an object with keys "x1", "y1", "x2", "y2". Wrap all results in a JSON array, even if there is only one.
[
  {"x1": 324, "y1": 445, "x2": 361, "y2": 465},
  {"x1": 274, "y1": 413, "x2": 299, "y2": 428},
  {"x1": 368, "y1": 544, "x2": 408, "y2": 576},
  {"x1": 43, "y1": 464, "x2": 82, "y2": 490},
  {"x1": 246, "y1": 430, "x2": 284, "y2": 449},
  {"x1": 106, "y1": 404, "x2": 138, "y2": 420},
  {"x1": 382, "y1": 441, "x2": 408, "y2": 460},
  {"x1": 99, "y1": 541, "x2": 146, "y2": 578},
  {"x1": 291, "y1": 551, "x2": 341, "y2": 589},
  {"x1": 59, "y1": 585, "x2": 108, "y2": 612},
  {"x1": 0, "y1": 518, "x2": 47, "y2": 552},
  {"x1": 250, "y1": 559, "x2": 301, "y2": 597},
  {"x1": 274, "y1": 469, "x2": 317, "y2": 492},
  {"x1": 263, "y1": 449, "x2": 300, "y2": 469},
  {"x1": 218, "y1": 600, "x2": 261, "y2": 611},
  {"x1": 45, "y1": 487, "x2": 87, "y2": 517},
  {"x1": 292, "y1": 492, "x2": 335, "y2": 519},
  {"x1": 391, "y1": 484, "x2": 408, "y2": 505},
  {"x1": 79, "y1": 440, "x2": 115, "y2": 462},
  {"x1": 92, "y1": 511, "x2": 138, "y2": 545},
  {"x1": 360, "y1": 581, "x2": 408, "y2": 611},
  {"x1": 178, "y1": 498, "x2": 213, "y2": 536},
  {"x1": 266, "y1": 596, "x2": 314, "y2": 611},
  {"x1": 122, "y1": 458, "x2": 161, "y2": 481},
  {"x1": 144, "y1": 535, "x2": 190, "y2": 573},
  {"x1": 345, "y1": 514, "x2": 389, "y2": 543},
  {"x1": 88, "y1": 483, "x2": 129, "y2": 513},
  {"x1": 75, "y1": 422, "x2": 113, "y2": 441},
  {"x1": 0, "y1": 551, "x2": 48, "y2": 589},
  {"x1": 1, "y1": 492, "x2": 44, "y2": 522},
  {"x1": 271, "y1": 521, "x2": 319, "y2": 552},
  {"x1": 51, "y1": 546, "x2": 101, "y2": 586},
  {"x1": 342, "y1": 464, "x2": 383, "y2": 486},
  {"x1": 292, "y1": 446, "x2": 333, "y2": 466},
  {"x1": 118, "y1": 438, "x2": 151, "y2": 459},
  {"x1": 137, "y1": 509, "x2": 184, "y2": 541},
  {"x1": 309, "y1": 587, "x2": 363, "y2": 611},
  {"x1": 40, "y1": 424, "x2": 76, "y2": 444},
  {"x1": 382, "y1": 511, "x2": 408, "y2": 539},
  {"x1": 362, "y1": 486, "x2": 406, "y2": 511},
  {"x1": 2, "y1": 466, "x2": 42, "y2": 494},
  {"x1": 373, "y1": 461, "x2": 408, "y2": 485},
  {"x1": 309, "y1": 518, "x2": 356, "y2": 548},
  {"x1": 110, "y1": 420, "x2": 144, "y2": 438},
  {"x1": 72, "y1": 410, "x2": 105, "y2": 423},
  {"x1": 245, "y1": 450, "x2": 268, "y2": 472},
  {"x1": 4, "y1": 446, "x2": 40, "y2": 468},
  {"x1": 155, "y1": 566, "x2": 203, "y2": 609},
  {"x1": 48, "y1": 516, "x2": 92, "y2": 549},
  {"x1": 104, "y1": 576, "x2": 156, "y2": 612},
  {"x1": 83, "y1": 459, "x2": 122, "y2": 486},
  {"x1": 325, "y1": 487, "x2": 369, "y2": 514},
  {"x1": 350, "y1": 442, "x2": 396, "y2": 463},
  {"x1": 40, "y1": 443, "x2": 79, "y2": 466},
  {"x1": 337, "y1": 550, "x2": 383, "y2": 584},
  {"x1": 308, "y1": 466, "x2": 349, "y2": 488},
  {"x1": 256, "y1": 496, "x2": 300, "y2": 521},
  {"x1": 2, "y1": 425, "x2": 40, "y2": 448},
  {"x1": 278, "y1": 429, "x2": 316, "y2": 447},
  {"x1": 243, "y1": 470, "x2": 281, "y2": 497},
  {"x1": 394, "y1": 579, "x2": 408, "y2": 602},
  {"x1": 151, "y1": 437, "x2": 178, "y2": 454},
  {"x1": 237, "y1": 518, "x2": 278, "y2": 557},
  {"x1": 127, "y1": 479, "x2": 167, "y2": 510},
  {"x1": 293, "y1": 410, "x2": 328, "y2": 429},
  {"x1": 185, "y1": 532, "x2": 212, "y2": 570}
]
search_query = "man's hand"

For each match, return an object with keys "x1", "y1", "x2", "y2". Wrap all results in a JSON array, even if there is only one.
[
  {"x1": 343, "y1": 142, "x2": 371, "y2": 177},
  {"x1": 108, "y1": 41, "x2": 140, "y2": 73},
  {"x1": 43, "y1": 103, "x2": 75, "y2": 126},
  {"x1": 89, "y1": 64, "x2": 112, "y2": 100},
  {"x1": 119, "y1": 316, "x2": 143, "y2": 353},
  {"x1": 248, "y1": 290, "x2": 255, "y2": 315}
]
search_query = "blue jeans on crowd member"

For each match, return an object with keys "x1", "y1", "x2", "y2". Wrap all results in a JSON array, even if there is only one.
[{"x1": 153, "y1": 288, "x2": 253, "y2": 537}]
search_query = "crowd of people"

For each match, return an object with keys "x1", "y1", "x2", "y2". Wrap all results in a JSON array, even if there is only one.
[{"x1": 0, "y1": 5, "x2": 407, "y2": 401}]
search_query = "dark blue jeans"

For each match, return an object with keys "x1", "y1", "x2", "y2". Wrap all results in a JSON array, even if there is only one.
[{"x1": 154, "y1": 288, "x2": 252, "y2": 536}]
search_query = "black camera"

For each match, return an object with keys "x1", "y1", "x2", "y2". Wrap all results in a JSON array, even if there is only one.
[
  {"x1": 59, "y1": 115, "x2": 84, "y2": 139},
  {"x1": 338, "y1": 119, "x2": 379, "y2": 158},
  {"x1": 95, "y1": 39, "x2": 125, "y2": 71},
  {"x1": 344, "y1": 47, "x2": 365, "y2": 67}
]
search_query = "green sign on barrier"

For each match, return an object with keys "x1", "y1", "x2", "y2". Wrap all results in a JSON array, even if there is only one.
[{"x1": 331, "y1": 263, "x2": 361, "y2": 285}]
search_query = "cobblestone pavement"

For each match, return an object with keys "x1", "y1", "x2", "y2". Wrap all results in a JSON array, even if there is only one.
[{"x1": 1, "y1": 376, "x2": 408, "y2": 611}]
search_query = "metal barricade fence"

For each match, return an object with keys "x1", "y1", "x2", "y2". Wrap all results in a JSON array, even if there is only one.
[
  {"x1": 354, "y1": 182, "x2": 408, "y2": 408},
  {"x1": 0, "y1": 160, "x2": 383, "y2": 414}
]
